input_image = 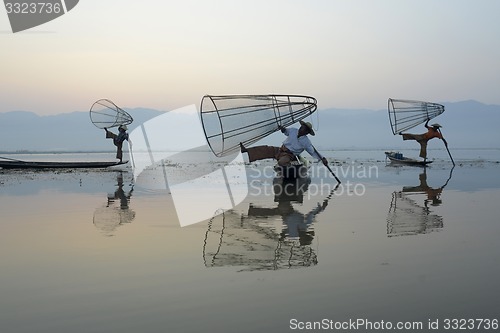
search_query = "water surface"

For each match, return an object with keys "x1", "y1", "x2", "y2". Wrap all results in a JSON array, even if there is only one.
[{"x1": 1, "y1": 150, "x2": 499, "y2": 333}]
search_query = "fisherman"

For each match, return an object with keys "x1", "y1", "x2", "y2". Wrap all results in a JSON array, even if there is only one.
[
  {"x1": 239, "y1": 120, "x2": 328, "y2": 167},
  {"x1": 400, "y1": 119, "x2": 448, "y2": 161},
  {"x1": 105, "y1": 125, "x2": 129, "y2": 163}
]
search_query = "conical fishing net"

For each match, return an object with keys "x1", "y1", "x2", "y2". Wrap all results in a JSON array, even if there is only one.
[
  {"x1": 200, "y1": 94, "x2": 317, "y2": 157},
  {"x1": 90, "y1": 99, "x2": 133, "y2": 129},
  {"x1": 388, "y1": 98, "x2": 444, "y2": 135}
]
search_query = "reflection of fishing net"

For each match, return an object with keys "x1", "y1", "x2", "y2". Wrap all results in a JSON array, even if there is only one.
[
  {"x1": 200, "y1": 94, "x2": 317, "y2": 157},
  {"x1": 93, "y1": 206, "x2": 136, "y2": 237},
  {"x1": 203, "y1": 210, "x2": 318, "y2": 271},
  {"x1": 90, "y1": 99, "x2": 134, "y2": 129},
  {"x1": 386, "y1": 191, "x2": 443, "y2": 237},
  {"x1": 388, "y1": 98, "x2": 444, "y2": 135}
]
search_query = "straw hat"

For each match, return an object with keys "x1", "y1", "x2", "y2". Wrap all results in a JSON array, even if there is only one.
[
  {"x1": 431, "y1": 123, "x2": 442, "y2": 128},
  {"x1": 299, "y1": 120, "x2": 315, "y2": 136}
]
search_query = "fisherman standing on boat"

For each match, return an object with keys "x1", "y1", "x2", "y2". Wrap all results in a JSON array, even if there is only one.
[
  {"x1": 400, "y1": 119, "x2": 448, "y2": 162},
  {"x1": 240, "y1": 120, "x2": 328, "y2": 166},
  {"x1": 105, "y1": 125, "x2": 129, "y2": 163}
]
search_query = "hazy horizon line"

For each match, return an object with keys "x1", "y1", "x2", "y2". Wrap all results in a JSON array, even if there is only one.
[{"x1": 1, "y1": 99, "x2": 496, "y2": 116}]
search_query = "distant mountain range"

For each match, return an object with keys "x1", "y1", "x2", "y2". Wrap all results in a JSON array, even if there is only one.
[
  {"x1": 0, "y1": 107, "x2": 161, "y2": 153},
  {"x1": 0, "y1": 100, "x2": 499, "y2": 152}
]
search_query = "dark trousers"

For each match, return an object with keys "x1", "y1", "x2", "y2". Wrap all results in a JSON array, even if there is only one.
[
  {"x1": 106, "y1": 130, "x2": 123, "y2": 161},
  {"x1": 246, "y1": 145, "x2": 296, "y2": 166},
  {"x1": 402, "y1": 133, "x2": 428, "y2": 159}
]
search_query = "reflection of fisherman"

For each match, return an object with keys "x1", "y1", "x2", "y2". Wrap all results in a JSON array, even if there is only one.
[
  {"x1": 105, "y1": 125, "x2": 129, "y2": 162},
  {"x1": 279, "y1": 201, "x2": 328, "y2": 245},
  {"x1": 400, "y1": 119, "x2": 448, "y2": 161},
  {"x1": 240, "y1": 121, "x2": 328, "y2": 167},
  {"x1": 402, "y1": 170, "x2": 444, "y2": 206},
  {"x1": 93, "y1": 173, "x2": 135, "y2": 237},
  {"x1": 387, "y1": 167, "x2": 453, "y2": 237},
  {"x1": 248, "y1": 199, "x2": 328, "y2": 245},
  {"x1": 109, "y1": 172, "x2": 133, "y2": 209}
]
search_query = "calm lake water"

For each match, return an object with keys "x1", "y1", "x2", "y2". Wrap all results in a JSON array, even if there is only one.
[{"x1": 1, "y1": 150, "x2": 499, "y2": 333}]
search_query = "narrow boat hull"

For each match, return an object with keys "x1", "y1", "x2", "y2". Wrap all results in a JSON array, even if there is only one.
[
  {"x1": 274, "y1": 163, "x2": 309, "y2": 180},
  {"x1": 385, "y1": 152, "x2": 432, "y2": 166},
  {"x1": 0, "y1": 160, "x2": 127, "y2": 169}
]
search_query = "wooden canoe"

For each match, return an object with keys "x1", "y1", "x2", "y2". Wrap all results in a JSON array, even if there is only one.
[
  {"x1": 0, "y1": 159, "x2": 127, "y2": 169},
  {"x1": 385, "y1": 152, "x2": 432, "y2": 166}
]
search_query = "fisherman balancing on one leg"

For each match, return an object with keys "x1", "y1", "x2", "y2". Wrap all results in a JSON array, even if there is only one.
[
  {"x1": 240, "y1": 120, "x2": 328, "y2": 167},
  {"x1": 399, "y1": 119, "x2": 448, "y2": 162},
  {"x1": 104, "y1": 125, "x2": 129, "y2": 163}
]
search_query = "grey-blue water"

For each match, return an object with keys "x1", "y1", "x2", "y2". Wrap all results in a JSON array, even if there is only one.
[{"x1": 1, "y1": 149, "x2": 499, "y2": 333}]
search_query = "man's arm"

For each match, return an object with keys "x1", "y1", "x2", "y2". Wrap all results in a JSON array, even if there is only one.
[{"x1": 303, "y1": 139, "x2": 328, "y2": 166}]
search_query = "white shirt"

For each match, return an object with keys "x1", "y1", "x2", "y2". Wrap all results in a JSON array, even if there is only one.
[{"x1": 282, "y1": 127, "x2": 322, "y2": 161}]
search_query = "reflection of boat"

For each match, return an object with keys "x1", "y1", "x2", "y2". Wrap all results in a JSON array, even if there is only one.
[
  {"x1": 385, "y1": 151, "x2": 432, "y2": 166},
  {"x1": 0, "y1": 158, "x2": 127, "y2": 169},
  {"x1": 273, "y1": 176, "x2": 311, "y2": 203}
]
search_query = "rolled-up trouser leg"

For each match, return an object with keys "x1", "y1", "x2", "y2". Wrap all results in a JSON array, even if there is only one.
[
  {"x1": 246, "y1": 145, "x2": 280, "y2": 162},
  {"x1": 402, "y1": 133, "x2": 423, "y2": 141},
  {"x1": 106, "y1": 130, "x2": 122, "y2": 160},
  {"x1": 402, "y1": 133, "x2": 428, "y2": 159},
  {"x1": 106, "y1": 130, "x2": 116, "y2": 140}
]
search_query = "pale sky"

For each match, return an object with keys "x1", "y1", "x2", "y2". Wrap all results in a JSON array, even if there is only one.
[{"x1": 1, "y1": 0, "x2": 499, "y2": 115}]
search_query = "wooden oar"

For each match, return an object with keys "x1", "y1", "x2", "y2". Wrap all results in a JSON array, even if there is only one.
[
  {"x1": 312, "y1": 146, "x2": 341, "y2": 184},
  {"x1": 438, "y1": 129, "x2": 455, "y2": 166}
]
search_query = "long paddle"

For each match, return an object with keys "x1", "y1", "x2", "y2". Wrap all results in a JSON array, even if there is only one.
[
  {"x1": 438, "y1": 129, "x2": 455, "y2": 166},
  {"x1": 312, "y1": 146, "x2": 341, "y2": 184}
]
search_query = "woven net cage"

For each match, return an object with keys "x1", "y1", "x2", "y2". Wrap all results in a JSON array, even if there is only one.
[
  {"x1": 388, "y1": 98, "x2": 444, "y2": 135},
  {"x1": 200, "y1": 94, "x2": 317, "y2": 157},
  {"x1": 90, "y1": 99, "x2": 133, "y2": 129}
]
